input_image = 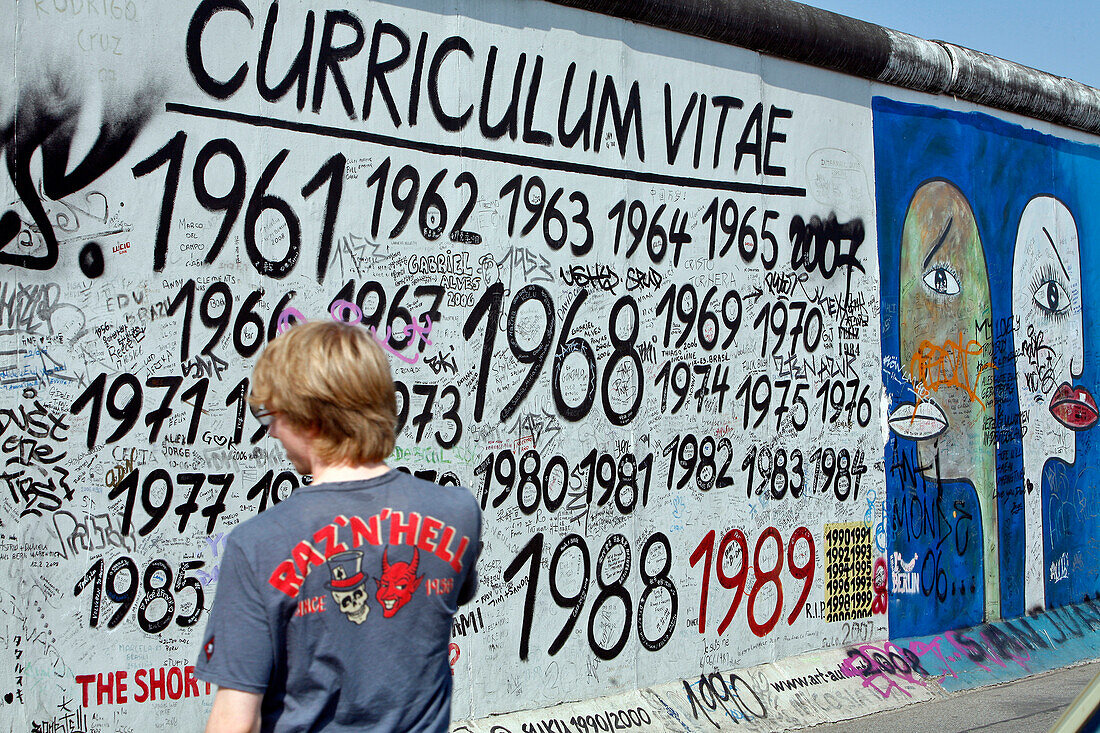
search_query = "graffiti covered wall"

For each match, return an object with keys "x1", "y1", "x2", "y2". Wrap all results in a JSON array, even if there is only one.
[
  {"x1": 875, "y1": 98, "x2": 1100, "y2": 635},
  {"x1": 0, "y1": 0, "x2": 1097, "y2": 730}
]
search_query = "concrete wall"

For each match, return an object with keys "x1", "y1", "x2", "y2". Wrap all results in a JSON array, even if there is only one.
[{"x1": 1, "y1": 0, "x2": 1098, "y2": 729}]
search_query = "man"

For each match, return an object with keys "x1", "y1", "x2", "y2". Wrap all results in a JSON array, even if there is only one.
[{"x1": 196, "y1": 320, "x2": 482, "y2": 732}]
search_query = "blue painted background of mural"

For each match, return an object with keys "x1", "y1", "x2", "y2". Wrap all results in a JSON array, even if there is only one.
[
  {"x1": 1045, "y1": 137, "x2": 1100, "y2": 610},
  {"x1": 874, "y1": 97, "x2": 1100, "y2": 637}
]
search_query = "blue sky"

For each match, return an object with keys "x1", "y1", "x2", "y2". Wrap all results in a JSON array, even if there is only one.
[{"x1": 803, "y1": 0, "x2": 1100, "y2": 90}]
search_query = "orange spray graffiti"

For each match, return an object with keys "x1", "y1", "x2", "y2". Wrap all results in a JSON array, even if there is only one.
[{"x1": 909, "y1": 332, "x2": 996, "y2": 409}]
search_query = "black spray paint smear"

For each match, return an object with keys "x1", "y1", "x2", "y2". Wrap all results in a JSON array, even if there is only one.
[
  {"x1": 79, "y1": 242, "x2": 104, "y2": 278},
  {"x1": 0, "y1": 73, "x2": 161, "y2": 272}
]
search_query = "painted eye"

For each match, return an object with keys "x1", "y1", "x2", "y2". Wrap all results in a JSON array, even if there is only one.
[
  {"x1": 1033, "y1": 279, "x2": 1071, "y2": 315},
  {"x1": 922, "y1": 267, "x2": 961, "y2": 295}
]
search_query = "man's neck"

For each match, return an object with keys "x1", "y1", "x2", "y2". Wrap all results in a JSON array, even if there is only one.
[{"x1": 309, "y1": 462, "x2": 390, "y2": 485}]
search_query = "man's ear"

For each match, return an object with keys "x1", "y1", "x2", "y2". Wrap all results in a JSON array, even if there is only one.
[{"x1": 302, "y1": 421, "x2": 322, "y2": 440}]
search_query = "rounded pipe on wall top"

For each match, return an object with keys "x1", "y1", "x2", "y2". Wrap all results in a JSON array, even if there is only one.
[
  {"x1": 545, "y1": 0, "x2": 894, "y2": 79},
  {"x1": 546, "y1": 0, "x2": 1100, "y2": 135}
]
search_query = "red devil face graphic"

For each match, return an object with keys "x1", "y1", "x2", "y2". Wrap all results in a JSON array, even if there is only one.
[{"x1": 376, "y1": 547, "x2": 424, "y2": 617}]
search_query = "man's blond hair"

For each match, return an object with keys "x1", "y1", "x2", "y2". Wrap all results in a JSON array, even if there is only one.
[{"x1": 250, "y1": 320, "x2": 397, "y2": 466}]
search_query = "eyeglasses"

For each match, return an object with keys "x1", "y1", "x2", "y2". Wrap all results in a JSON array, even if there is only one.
[{"x1": 249, "y1": 403, "x2": 278, "y2": 427}]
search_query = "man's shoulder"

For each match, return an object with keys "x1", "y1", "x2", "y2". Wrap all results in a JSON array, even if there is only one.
[
  {"x1": 224, "y1": 493, "x2": 306, "y2": 549},
  {"x1": 385, "y1": 473, "x2": 482, "y2": 531},
  {"x1": 392, "y1": 472, "x2": 480, "y2": 509},
  {"x1": 226, "y1": 471, "x2": 480, "y2": 548}
]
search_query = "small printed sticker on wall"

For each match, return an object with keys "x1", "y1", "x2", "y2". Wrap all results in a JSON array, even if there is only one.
[{"x1": 824, "y1": 522, "x2": 873, "y2": 622}]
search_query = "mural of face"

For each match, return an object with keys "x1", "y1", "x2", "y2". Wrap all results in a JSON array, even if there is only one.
[
  {"x1": 376, "y1": 547, "x2": 424, "y2": 618},
  {"x1": 1012, "y1": 195, "x2": 1095, "y2": 609},
  {"x1": 895, "y1": 179, "x2": 1000, "y2": 621}
]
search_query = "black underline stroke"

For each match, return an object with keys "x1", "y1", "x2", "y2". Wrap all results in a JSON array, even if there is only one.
[{"x1": 165, "y1": 102, "x2": 808, "y2": 198}]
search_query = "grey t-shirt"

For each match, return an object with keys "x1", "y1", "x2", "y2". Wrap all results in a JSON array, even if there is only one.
[{"x1": 195, "y1": 470, "x2": 481, "y2": 732}]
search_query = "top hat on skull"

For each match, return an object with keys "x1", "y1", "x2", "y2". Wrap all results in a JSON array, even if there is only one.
[{"x1": 326, "y1": 551, "x2": 370, "y2": 624}]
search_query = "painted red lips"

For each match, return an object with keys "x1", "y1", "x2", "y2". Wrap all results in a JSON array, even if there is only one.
[{"x1": 1049, "y1": 383, "x2": 1099, "y2": 430}]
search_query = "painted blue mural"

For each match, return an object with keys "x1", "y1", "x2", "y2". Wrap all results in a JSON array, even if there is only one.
[{"x1": 875, "y1": 97, "x2": 1100, "y2": 637}]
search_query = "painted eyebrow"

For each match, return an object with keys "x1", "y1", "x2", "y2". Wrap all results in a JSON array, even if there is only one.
[
  {"x1": 1042, "y1": 226, "x2": 1071, "y2": 281},
  {"x1": 922, "y1": 215, "x2": 954, "y2": 270}
]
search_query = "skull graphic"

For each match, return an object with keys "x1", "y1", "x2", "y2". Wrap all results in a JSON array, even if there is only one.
[
  {"x1": 376, "y1": 547, "x2": 424, "y2": 618},
  {"x1": 326, "y1": 551, "x2": 370, "y2": 624},
  {"x1": 332, "y1": 585, "x2": 370, "y2": 624}
]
